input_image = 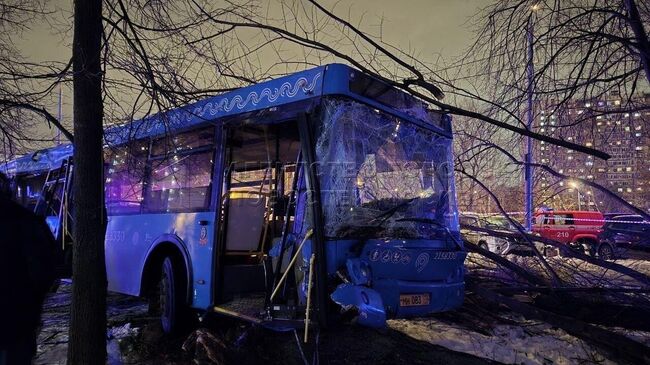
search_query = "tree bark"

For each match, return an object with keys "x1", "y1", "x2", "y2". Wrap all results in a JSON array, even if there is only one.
[{"x1": 67, "y1": 0, "x2": 106, "y2": 364}]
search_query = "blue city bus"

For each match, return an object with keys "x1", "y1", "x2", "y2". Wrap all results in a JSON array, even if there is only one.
[{"x1": 6, "y1": 64, "x2": 467, "y2": 331}]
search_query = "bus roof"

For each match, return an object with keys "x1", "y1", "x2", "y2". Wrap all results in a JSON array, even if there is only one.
[
  {"x1": 105, "y1": 63, "x2": 451, "y2": 145},
  {"x1": 2, "y1": 64, "x2": 451, "y2": 175},
  {"x1": 0, "y1": 143, "x2": 73, "y2": 176}
]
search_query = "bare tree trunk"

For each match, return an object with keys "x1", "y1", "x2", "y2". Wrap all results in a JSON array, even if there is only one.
[{"x1": 67, "y1": 0, "x2": 106, "y2": 364}]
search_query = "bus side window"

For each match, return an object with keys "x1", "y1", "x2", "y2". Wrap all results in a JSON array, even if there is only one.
[
  {"x1": 145, "y1": 151, "x2": 214, "y2": 213},
  {"x1": 144, "y1": 127, "x2": 215, "y2": 213},
  {"x1": 105, "y1": 142, "x2": 148, "y2": 215}
]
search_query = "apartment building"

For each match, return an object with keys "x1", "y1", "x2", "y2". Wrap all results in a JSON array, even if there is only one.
[{"x1": 536, "y1": 93, "x2": 650, "y2": 213}]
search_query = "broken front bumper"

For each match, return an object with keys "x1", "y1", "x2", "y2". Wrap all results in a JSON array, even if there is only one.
[{"x1": 329, "y1": 239, "x2": 467, "y2": 327}]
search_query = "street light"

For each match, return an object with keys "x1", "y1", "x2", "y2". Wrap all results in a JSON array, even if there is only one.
[
  {"x1": 569, "y1": 181, "x2": 582, "y2": 210},
  {"x1": 524, "y1": 4, "x2": 540, "y2": 231}
]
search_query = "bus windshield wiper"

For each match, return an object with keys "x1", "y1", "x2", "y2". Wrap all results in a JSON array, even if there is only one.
[{"x1": 395, "y1": 217, "x2": 464, "y2": 250}]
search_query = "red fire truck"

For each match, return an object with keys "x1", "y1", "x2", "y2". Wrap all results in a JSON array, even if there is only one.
[{"x1": 533, "y1": 210, "x2": 605, "y2": 254}]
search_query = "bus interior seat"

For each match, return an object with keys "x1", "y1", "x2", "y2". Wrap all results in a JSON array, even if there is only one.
[{"x1": 224, "y1": 192, "x2": 268, "y2": 252}]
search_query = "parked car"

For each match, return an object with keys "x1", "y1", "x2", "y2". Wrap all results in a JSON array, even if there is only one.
[
  {"x1": 597, "y1": 215, "x2": 650, "y2": 260},
  {"x1": 532, "y1": 210, "x2": 604, "y2": 255},
  {"x1": 460, "y1": 213, "x2": 531, "y2": 255}
]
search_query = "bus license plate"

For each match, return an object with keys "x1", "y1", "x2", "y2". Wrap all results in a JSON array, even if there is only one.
[{"x1": 399, "y1": 294, "x2": 430, "y2": 307}]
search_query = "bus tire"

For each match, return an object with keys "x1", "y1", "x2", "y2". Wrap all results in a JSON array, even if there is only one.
[{"x1": 158, "y1": 257, "x2": 184, "y2": 334}]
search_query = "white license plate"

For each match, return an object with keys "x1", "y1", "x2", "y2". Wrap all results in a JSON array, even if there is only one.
[{"x1": 399, "y1": 293, "x2": 430, "y2": 307}]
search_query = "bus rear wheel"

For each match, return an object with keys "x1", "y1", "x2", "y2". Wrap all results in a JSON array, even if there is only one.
[{"x1": 152, "y1": 257, "x2": 185, "y2": 334}]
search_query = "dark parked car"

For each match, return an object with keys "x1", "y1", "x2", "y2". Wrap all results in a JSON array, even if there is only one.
[{"x1": 597, "y1": 215, "x2": 650, "y2": 260}]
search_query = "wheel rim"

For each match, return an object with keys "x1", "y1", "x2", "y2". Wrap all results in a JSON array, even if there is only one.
[{"x1": 600, "y1": 245, "x2": 613, "y2": 259}]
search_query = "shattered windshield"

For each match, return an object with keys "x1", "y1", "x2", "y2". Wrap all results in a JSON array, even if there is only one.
[{"x1": 315, "y1": 98, "x2": 459, "y2": 240}]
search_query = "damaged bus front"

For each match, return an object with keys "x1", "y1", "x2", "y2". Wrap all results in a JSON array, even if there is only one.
[{"x1": 296, "y1": 88, "x2": 466, "y2": 327}]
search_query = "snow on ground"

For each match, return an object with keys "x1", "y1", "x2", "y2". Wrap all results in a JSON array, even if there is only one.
[
  {"x1": 35, "y1": 251, "x2": 650, "y2": 365},
  {"x1": 390, "y1": 317, "x2": 615, "y2": 365}
]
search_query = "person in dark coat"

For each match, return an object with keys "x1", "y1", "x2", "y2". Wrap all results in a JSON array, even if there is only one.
[{"x1": 0, "y1": 172, "x2": 61, "y2": 365}]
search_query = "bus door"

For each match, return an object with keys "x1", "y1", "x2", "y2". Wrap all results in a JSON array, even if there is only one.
[{"x1": 214, "y1": 121, "x2": 302, "y2": 319}]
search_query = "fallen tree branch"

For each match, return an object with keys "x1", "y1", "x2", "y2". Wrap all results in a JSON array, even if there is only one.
[
  {"x1": 463, "y1": 223, "x2": 650, "y2": 287},
  {"x1": 471, "y1": 284, "x2": 650, "y2": 365},
  {"x1": 464, "y1": 240, "x2": 547, "y2": 286},
  {"x1": 492, "y1": 286, "x2": 650, "y2": 294}
]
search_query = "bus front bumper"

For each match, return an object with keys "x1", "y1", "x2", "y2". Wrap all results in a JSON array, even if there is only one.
[
  {"x1": 331, "y1": 279, "x2": 465, "y2": 327},
  {"x1": 373, "y1": 279, "x2": 465, "y2": 318}
]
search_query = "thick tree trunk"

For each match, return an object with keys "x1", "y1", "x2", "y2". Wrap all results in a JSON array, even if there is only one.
[{"x1": 67, "y1": 0, "x2": 106, "y2": 364}]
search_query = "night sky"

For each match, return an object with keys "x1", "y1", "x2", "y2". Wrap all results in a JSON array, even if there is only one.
[{"x1": 15, "y1": 0, "x2": 491, "y2": 142}]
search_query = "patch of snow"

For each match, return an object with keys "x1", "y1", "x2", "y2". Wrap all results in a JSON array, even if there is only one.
[{"x1": 389, "y1": 318, "x2": 614, "y2": 365}]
